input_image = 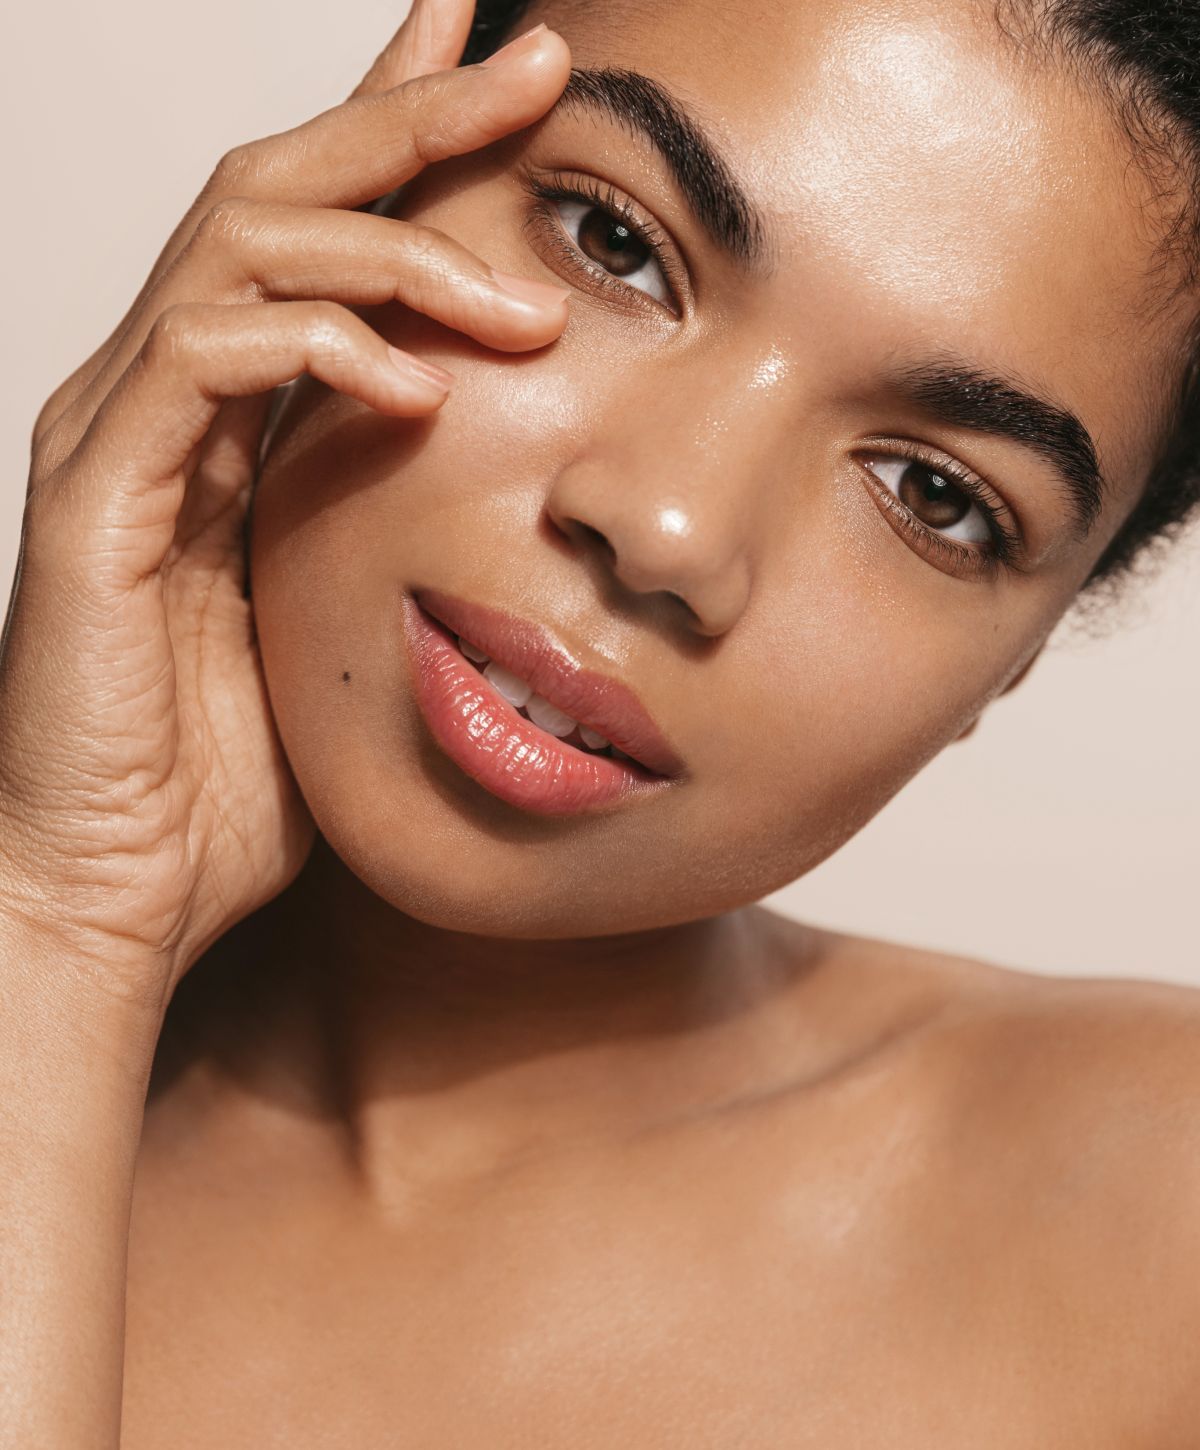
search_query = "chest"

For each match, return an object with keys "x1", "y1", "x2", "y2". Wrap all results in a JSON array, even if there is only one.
[{"x1": 118, "y1": 1113, "x2": 1139, "y2": 1449}]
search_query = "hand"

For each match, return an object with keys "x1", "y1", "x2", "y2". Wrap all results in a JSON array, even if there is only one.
[{"x1": 0, "y1": 0, "x2": 572, "y2": 1011}]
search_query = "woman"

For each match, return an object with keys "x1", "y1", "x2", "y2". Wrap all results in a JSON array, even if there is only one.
[{"x1": 3, "y1": 0, "x2": 1199, "y2": 1440}]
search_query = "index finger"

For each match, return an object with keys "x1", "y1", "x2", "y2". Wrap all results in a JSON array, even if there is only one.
[
  {"x1": 349, "y1": 0, "x2": 476, "y2": 100},
  {"x1": 217, "y1": 25, "x2": 572, "y2": 211}
]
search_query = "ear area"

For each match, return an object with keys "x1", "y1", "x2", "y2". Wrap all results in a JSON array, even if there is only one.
[{"x1": 953, "y1": 643, "x2": 1047, "y2": 743}]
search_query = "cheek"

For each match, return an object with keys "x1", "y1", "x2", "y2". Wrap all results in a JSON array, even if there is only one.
[
  {"x1": 247, "y1": 366, "x2": 1055, "y2": 932},
  {"x1": 244, "y1": 157, "x2": 1068, "y2": 931},
  {"x1": 701, "y1": 532, "x2": 1050, "y2": 888}
]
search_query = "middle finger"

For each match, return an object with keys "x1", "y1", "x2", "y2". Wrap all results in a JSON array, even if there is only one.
[
  {"x1": 33, "y1": 21, "x2": 568, "y2": 451},
  {"x1": 175, "y1": 198, "x2": 570, "y2": 348},
  {"x1": 60, "y1": 198, "x2": 570, "y2": 434}
]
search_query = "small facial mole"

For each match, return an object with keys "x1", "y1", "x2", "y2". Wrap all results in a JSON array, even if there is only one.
[{"x1": 342, "y1": 671, "x2": 351, "y2": 683}]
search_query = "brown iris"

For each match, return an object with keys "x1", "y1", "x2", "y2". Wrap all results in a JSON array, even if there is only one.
[
  {"x1": 896, "y1": 463, "x2": 971, "y2": 529},
  {"x1": 576, "y1": 208, "x2": 651, "y2": 277}
]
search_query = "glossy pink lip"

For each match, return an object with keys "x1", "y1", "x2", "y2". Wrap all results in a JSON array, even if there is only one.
[{"x1": 401, "y1": 588, "x2": 684, "y2": 816}]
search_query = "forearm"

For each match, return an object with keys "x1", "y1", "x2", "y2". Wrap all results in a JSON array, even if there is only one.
[{"x1": 0, "y1": 921, "x2": 163, "y2": 1449}]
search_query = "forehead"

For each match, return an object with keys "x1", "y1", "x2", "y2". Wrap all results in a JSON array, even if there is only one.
[{"x1": 529, "y1": 0, "x2": 1194, "y2": 503}]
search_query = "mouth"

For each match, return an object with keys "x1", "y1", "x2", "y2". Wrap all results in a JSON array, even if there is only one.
[{"x1": 401, "y1": 588, "x2": 683, "y2": 816}]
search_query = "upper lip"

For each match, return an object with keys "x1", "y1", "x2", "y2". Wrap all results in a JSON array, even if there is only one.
[{"x1": 413, "y1": 587, "x2": 685, "y2": 779}]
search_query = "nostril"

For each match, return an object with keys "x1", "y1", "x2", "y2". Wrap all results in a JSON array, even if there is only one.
[
  {"x1": 666, "y1": 589, "x2": 698, "y2": 623},
  {"x1": 574, "y1": 520, "x2": 617, "y2": 564},
  {"x1": 567, "y1": 520, "x2": 697, "y2": 622}
]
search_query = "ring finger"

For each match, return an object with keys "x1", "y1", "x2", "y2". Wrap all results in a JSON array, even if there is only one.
[{"x1": 48, "y1": 196, "x2": 570, "y2": 467}]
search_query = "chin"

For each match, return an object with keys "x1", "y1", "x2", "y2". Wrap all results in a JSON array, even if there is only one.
[{"x1": 308, "y1": 789, "x2": 703, "y2": 940}]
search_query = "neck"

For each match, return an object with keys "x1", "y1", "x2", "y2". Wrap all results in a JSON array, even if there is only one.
[{"x1": 160, "y1": 835, "x2": 822, "y2": 1202}]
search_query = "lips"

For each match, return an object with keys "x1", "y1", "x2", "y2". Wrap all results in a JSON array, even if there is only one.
[{"x1": 401, "y1": 588, "x2": 683, "y2": 816}]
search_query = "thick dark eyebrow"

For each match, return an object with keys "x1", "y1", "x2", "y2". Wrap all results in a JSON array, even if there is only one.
[
  {"x1": 553, "y1": 66, "x2": 771, "y2": 271},
  {"x1": 544, "y1": 74, "x2": 1106, "y2": 537},
  {"x1": 886, "y1": 359, "x2": 1106, "y2": 538}
]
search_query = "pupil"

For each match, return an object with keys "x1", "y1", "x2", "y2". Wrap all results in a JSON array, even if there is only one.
[
  {"x1": 578, "y1": 208, "x2": 650, "y2": 277},
  {"x1": 898, "y1": 464, "x2": 969, "y2": 529}
]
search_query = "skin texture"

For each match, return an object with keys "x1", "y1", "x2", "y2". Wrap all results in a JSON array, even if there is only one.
[
  {"x1": 4, "y1": 0, "x2": 1200, "y2": 1442},
  {"x1": 248, "y1": 0, "x2": 1190, "y2": 937}
]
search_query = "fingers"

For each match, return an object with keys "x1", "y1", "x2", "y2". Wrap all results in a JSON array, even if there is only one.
[
  {"x1": 216, "y1": 24, "x2": 571, "y2": 212},
  {"x1": 44, "y1": 198, "x2": 569, "y2": 468},
  {"x1": 187, "y1": 201, "x2": 569, "y2": 350},
  {"x1": 28, "y1": 300, "x2": 451, "y2": 589},
  {"x1": 30, "y1": 19, "x2": 570, "y2": 455},
  {"x1": 28, "y1": 0, "x2": 475, "y2": 468},
  {"x1": 351, "y1": 0, "x2": 477, "y2": 99}
]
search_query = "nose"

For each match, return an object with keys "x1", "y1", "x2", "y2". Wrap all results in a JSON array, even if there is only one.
[{"x1": 544, "y1": 379, "x2": 770, "y2": 639}]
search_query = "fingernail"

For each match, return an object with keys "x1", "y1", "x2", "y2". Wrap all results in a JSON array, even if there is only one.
[
  {"x1": 490, "y1": 268, "x2": 570, "y2": 308},
  {"x1": 481, "y1": 22, "x2": 549, "y2": 67},
  {"x1": 389, "y1": 346, "x2": 453, "y2": 391}
]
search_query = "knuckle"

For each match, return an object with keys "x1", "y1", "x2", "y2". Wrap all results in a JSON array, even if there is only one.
[
  {"x1": 387, "y1": 74, "x2": 459, "y2": 168},
  {"x1": 402, "y1": 224, "x2": 472, "y2": 298},
  {"x1": 146, "y1": 302, "x2": 206, "y2": 362},
  {"x1": 400, "y1": 68, "x2": 456, "y2": 114},
  {"x1": 403, "y1": 222, "x2": 451, "y2": 269},
  {"x1": 29, "y1": 415, "x2": 76, "y2": 484},
  {"x1": 408, "y1": 124, "x2": 438, "y2": 174},
  {"x1": 304, "y1": 299, "x2": 351, "y2": 349},
  {"x1": 32, "y1": 375, "x2": 84, "y2": 450},
  {"x1": 31, "y1": 398, "x2": 63, "y2": 458},
  {"x1": 194, "y1": 194, "x2": 263, "y2": 251},
  {"x1": 210, "y1": 141, "x2": 258, "y2": 188}
]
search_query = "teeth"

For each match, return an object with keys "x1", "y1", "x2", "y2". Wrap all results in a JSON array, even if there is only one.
[
  {"x1": 483, "y1": 660, "x2": 533, "y2": 708},
  {"x1": 468, "y1": 645, "x2": 609, "y2": 750},
  {"x1": 457, "y1": 636, "x2": 490, "y2": 665},
  {"x1": 525, "y1": 694, "x2": 578, "y2": 737}
]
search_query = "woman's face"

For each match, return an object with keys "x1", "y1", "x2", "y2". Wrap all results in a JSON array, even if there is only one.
[{"x1": 251, "y1": 0, "x2": 1194, "y2": 937}]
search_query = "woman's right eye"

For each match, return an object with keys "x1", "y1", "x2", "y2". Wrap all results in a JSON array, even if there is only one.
[{"x1": 548, "y1": 198, "x2": 673, "y2": 306}]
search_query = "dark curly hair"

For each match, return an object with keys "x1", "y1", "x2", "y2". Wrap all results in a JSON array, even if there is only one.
[
  {"x1": 460, "y1": 0, "x2": 539, "y2": 64},
  {"x1": 459, "y1": 0, "x2": 1200, "y2": 599}
]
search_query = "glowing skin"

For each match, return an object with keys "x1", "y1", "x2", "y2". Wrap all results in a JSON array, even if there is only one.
[
  {"x1": 248, "y1": 0, "x2": 1188, "y2": 939},
  {"x1": 78, "y1": 0, "x2": 1200, "y2": 1443}
]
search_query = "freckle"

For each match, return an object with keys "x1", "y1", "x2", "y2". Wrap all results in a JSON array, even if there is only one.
[{"x1": 342, "y1": 671, "x2": 351, "y2": 683}]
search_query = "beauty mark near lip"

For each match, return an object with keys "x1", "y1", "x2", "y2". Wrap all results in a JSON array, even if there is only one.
[{"x1": 401, "y1": 590, "x2": 683, "y2": 817}]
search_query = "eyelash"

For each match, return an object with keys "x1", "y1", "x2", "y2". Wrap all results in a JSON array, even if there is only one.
[
  {"x1": 519, "y1": 173, "x2": 1021, "y2": 582},
  {"x1": 522, "y1": 168, "x2": 685, "y2": 315},
  {"x1": 857, "y1": 440, "x2": 1023, "y2": 580}
]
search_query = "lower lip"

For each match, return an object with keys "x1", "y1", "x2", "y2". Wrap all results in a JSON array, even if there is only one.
[{"x1": 402, "y1": 598, "x2": 670, "y2": 817}]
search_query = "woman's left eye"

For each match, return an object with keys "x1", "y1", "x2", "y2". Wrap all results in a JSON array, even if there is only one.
[
  {"x1": 550, "y1": 198, "x2": 672, "y2": 305},
  {"x1": 862, "y1": 456, "x2": 992, "y2": 545}
]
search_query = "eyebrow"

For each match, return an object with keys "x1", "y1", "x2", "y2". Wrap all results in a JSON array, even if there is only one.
[
  {"x1": 549, "y1": 71, "x2": 1106, "y2": 539},
  {"x1": 554, "y1": 66, "x2": 771, "y2": 270},
  {"x1": 885, "y1": 359, "x2": 1106, "y2": 537}
]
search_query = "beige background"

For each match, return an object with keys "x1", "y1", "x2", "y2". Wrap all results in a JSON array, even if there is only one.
[{"x1": 4, "y1": 0, "x2": 1197, "y2": 985}]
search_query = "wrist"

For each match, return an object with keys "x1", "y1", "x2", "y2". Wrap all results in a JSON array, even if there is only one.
[{"x1": 0, "y1": 896, "x2": 170, "y2": 1083}]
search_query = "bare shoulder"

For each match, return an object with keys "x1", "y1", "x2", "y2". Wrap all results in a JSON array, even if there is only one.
[
  {"x1": 820, "y1": 925, "x2": 1200, "y2": 1163},
  {"x1": 911, "y1": 944, "x2": 1200, "y2": 1140},
  {"x1": 755, "y1": 907, "x2": 1200, "y2": 1177},
  {"x1": 764, "y1": 905, "x2": 1200, "y2": 1048},
  {"x1": 843, "y1": 929, "x2": 1200, "y2": 1387},
  {"x1": 794, "y1": 915, "x2": 1200, "y2": 1088},
  {"x1": 829, "y1": 925, "x2": 1200, "y2": 1409}
]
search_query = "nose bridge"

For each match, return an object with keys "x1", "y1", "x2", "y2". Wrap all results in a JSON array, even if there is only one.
[{"x1": 544, "y1": 351, "x2": 788, "y2": 637}]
